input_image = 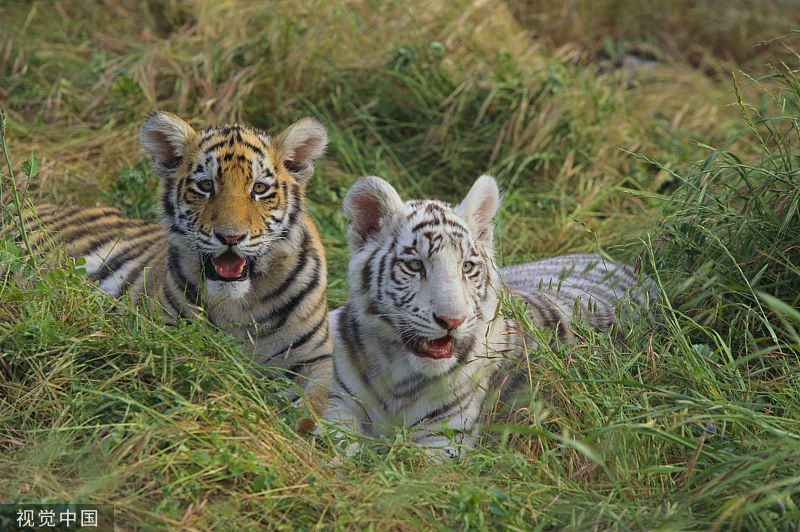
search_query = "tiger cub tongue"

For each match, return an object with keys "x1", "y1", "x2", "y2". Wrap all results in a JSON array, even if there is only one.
[
  {"x1": 420, "y1": 337, "x2": 452, "y2": 358},
  {"x1": 211, "y1": 251, "x2": 246, "y2": 279}
]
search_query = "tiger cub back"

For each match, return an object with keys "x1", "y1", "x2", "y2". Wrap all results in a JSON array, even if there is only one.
[
  {"x1": 500, "y1": 253, "x2": 651, "y2": 344},
  {"x1": 322, "y1": 175, "x2": 656, "y2": 455},
  {"x1": 16, "y1": 112, "x2": 334, "y2": 399}
]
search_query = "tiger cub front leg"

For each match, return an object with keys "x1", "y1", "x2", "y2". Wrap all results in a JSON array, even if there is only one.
[
  {"x1": 319, "y1": 392, "x2": 369, "y2": 457},
  {"x1": 411, "y1": 426, "x2": 478, "y2": 458}
]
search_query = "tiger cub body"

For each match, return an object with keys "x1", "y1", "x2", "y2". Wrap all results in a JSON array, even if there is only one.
[
  {"x1": 322, "y1": 175, "x2": 655, "y2": 454},
  {"x1": 22, "y1": 113, "x2": 333, "y2": 395}
]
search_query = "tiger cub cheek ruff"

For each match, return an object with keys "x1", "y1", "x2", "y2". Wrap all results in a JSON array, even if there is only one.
[{"x1": 322, "y1": 174, "x2": 656, "y2": 456}]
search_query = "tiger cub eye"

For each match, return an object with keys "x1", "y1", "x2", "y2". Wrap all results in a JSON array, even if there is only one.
[
  {"x1": 407, "y1": 259, "x2": 424, "y2": 272},
  {"x1": 462, "y1": 261, "x2": 475, "y2": 273},
  {"x1": 252, "y1": 182, "x2": 269, "y2": 194},
  {"x1": 197, "y1": 179, "x2": 214, "y2": 193}
]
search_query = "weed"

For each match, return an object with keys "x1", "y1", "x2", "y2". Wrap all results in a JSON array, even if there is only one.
[{"x1": 100, "y1": 159, "x2": 159, "y2": 221}]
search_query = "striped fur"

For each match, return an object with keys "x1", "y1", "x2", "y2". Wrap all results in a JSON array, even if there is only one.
[
  {"x1": 18, "y1": 112, "x2": 333, "y2": 399},
  {"x1": 322, "y1": 175, "x2": 656, "y2": 455}
]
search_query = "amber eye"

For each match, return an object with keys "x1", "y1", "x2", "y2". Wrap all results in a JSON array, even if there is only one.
[
  {"x1": 407, "y1": 259, "x2": 424, "y2": 272},
  {"x1": 252, "y1": 182, "x2": 269, "y2": 194},
  {"x1": 197, "y1": 179, "x2": 214, "y2": 193},
  {"x1": 462, "y1": 261, "x2": 475, "y2": 273}
]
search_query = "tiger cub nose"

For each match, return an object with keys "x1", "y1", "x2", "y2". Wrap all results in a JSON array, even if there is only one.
[
  {"x1": 433, "y1": 314, "x2": 466, "y2": 330},
  {"x1": 215, "y1": 232, "x2": 246, "y2": 245}
]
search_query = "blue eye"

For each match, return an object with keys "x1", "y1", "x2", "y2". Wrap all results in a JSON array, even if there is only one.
[
  {"x1": 407, "y1": 259, "x2": 424, "y2": 272},
  {"x1": 462, "y1": 261, "x2": 475, "y2": 273}
]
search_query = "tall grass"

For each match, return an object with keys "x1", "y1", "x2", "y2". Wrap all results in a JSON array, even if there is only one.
[
  {"x1": 1, "y1": 1, "x2": 799, "y2": 529},
  {"x1": 510, "y1": 0, "x2": 800, "y2": 75},
  {"x1": 652, "y1": 64, "x2": 800, "y2": 360}
]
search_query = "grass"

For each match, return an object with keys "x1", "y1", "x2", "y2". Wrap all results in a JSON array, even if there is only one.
[{"x1": 1, "y1": 0, "x2": 799, "y2": 529}]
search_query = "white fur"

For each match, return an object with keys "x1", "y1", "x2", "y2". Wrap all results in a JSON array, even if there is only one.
[
  {"x1": 342, "y1": 176, "x2": 405, "y2": 252},
  {"x1": 456, "y1": 174, "x2": 500, "y2": 246},
  {"x1": 323, "y1": 176, "x2": 505, "y2": 453},
  {"x1": 277, "y1": 117, "x2": 329, "y2": 185},
  {"x1": 322, "y1": 174, "x2": 656, "y2": 457},
  {"x1": 138, "y1": 112, "x2": 196, "y2": 176}
]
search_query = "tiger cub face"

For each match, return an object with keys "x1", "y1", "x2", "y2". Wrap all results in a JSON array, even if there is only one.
[
  {"x1": 139, "y1": 112, "x2": 327, "y2": 300},
  {"x1": 343, "y1": 175, "x2": 500, "y2": 377}
]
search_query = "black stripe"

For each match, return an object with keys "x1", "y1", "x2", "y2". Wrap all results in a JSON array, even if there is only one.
[
  {"x1": 333, "y1": 368, "x2": 363, "y2": 416},
  {"x1": 390, "y1": 374, "x2": 426, "y2": 399},
  {"x1": 24, "y1": 205, "x2": 64, "y2": 229},
  {"x1": 168, "y1": 224, "x2": 188, "y2": 238},
  {"x1": 259, "y1": 255, "x2": 322, "y2": 328},
  {"x1": 414, "y1": 388, "x2": 475, "y2": 426},
  {"x1": 61, "y1": 220, "x2": 154, "y2": 249},
  {"x1": 33, "y1": 204, "x2": 60, "y2": 217},
  {"x1": 473, "y1": 292, "x2": 486, "y2": 322},
  {"x1": 166, "y1": 246, "x2": 200, "y2": 306},
  {"x1": 455, "y1": 334, "x2": 477, "y2": 364},
  {"x1": 48, "y1": 208, "x2": 121, "y2": 233},
  {"x1": 271, "y1": 309, "x2": 327, "y2": 359},
  {"x1": 88, "y1": 233, "x2": 160, "y2": 284},
  {"x1": 423, "y1": 202, "x2": 447, "y2": 215},
  {"x1": 252, "y1": 281, "x2": 326, "y2": 339},
  {"x1": 161, "y1": 181, "x2": 176, "y2": 219},
  {"x1": 34, "y1": 205, "x2": 81, "y2": 226},
  {"x1": 259, "y1": 229, "x2": 310, "y2": 302},
  {"x1": 66, "y1": 229, "x2": 141, "y2": 258},
  {"x1": 119, "y1": 243, "x2": 164, "y2": 302},
  {"x1": 375, "y1": 237, "x2": 393, "y2": 302},
  {"x1": 198, "y1": 139, "x2": 228, "y2": 153},
  {"x1": 222, "y1": 152, "x2": 249, "y2": 163},
  {"x1": 292, "y1": 352, "x2": 333, "y2": 368},
  {"x1": 360, "y1": 245, "x2": 380, "y2": 296},
  {"x1": 338, "y1": 307, "x2": 389, "y2": 412},
  {"x1": 341, "y1": 305, "x2": 369, "y2": 360},
  {"x1": 311, "y1": 326, "x2": 331, "y2": 350},
  {"x1": 239, "y1": 140, "x2": 265, "y2": 156},
  {"x1": 537, "y1": 294, "x2": 560, "y2": 329},
  {"x1": 280, "y1": 206, "x2": 299, "y2": 240},
  {"x1": 410, "y1": 218, "x2": 469, "y2": 234},
  {"x1": 161, "y1": 277, "x2": 186, "y2": 318},
  {"x1": 285, "y1": 351, "x2": 332, "y2": 377}
]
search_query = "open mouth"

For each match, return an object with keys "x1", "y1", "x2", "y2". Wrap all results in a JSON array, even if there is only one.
[
  {"x1": 407, "y1": 336, "x2": 454, "y2": 359},
  {"x1": 203, "y1": 251, "x2": 251, "y2": 282}
]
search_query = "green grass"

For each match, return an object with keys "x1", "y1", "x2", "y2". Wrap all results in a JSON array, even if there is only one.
[{"x1": 1, "y1": 1, "x2": 799, "y2": 529}]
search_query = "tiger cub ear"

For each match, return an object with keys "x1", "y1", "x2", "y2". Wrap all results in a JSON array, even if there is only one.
[
  {"x1": 343, "y1": 176, "x2": 404, "y2": 251},
  {"x1": 139, "y1": 111, "x2": 197, "y2": 178},
  {"x1": 456, "y1": 174, "x2": 500, "y2": 247},
  {"x1": 276, "y1": 117, "x2": 329, "y2": 186}
]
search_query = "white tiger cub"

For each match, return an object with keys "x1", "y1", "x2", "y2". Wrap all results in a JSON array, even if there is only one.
[{"x1": 321, "y1": 175, "x2": 656, "y2": 456}]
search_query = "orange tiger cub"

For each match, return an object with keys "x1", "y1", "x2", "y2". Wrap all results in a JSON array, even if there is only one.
[{"x1": 18, "y1": 112, "x2": 333, "y2": 400}]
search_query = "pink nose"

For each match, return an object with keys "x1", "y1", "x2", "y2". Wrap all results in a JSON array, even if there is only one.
[
  {"x1": 216, "y1": 233, "x2": 246, "y2": 245},
  {"x1": 434, "y1": 314, "x2": 466, "y2": 330}
]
